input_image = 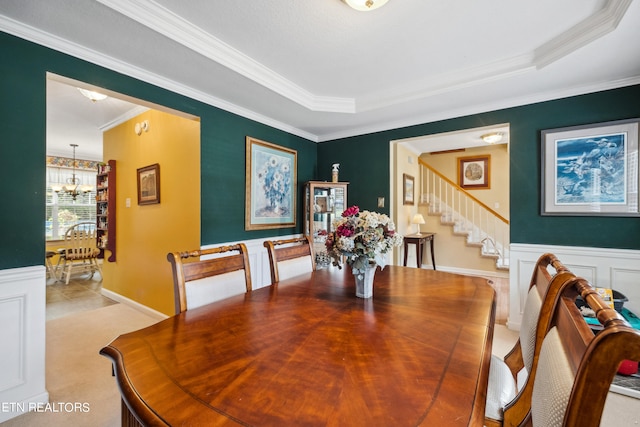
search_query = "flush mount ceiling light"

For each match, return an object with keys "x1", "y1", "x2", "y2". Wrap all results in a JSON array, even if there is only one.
[
  {"x1": 481, "y1": 132, "x2": 504, "y2": 144},
  {"x1": 77, "y1": 88, "x2": 108, "y2": 102},
  {"x1": 342, "y1": 0, "x2": 389, "y2": 11}
]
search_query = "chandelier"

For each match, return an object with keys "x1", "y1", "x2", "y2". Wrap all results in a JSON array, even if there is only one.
[{"x1": 51, "y1": 144, "x2": 94, "y2": 200}]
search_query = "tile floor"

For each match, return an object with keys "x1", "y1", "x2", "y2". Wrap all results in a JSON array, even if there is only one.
[{"x1": 46, "y1": 273, "x2": 116, "y2": 321}]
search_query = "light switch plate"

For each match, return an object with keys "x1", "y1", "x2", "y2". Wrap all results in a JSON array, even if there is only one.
[{"x1": 377, "y1": 197, "x2": 385, "y2": 208}]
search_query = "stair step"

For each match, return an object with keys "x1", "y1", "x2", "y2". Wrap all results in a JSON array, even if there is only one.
[{"x1": 430, "y1": 193, "x2": 510, "y2": 271}]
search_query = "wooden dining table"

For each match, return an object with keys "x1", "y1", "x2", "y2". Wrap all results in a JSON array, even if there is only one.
[{"x1": 101, "y1": 265, "x2": 496, "y2": 426}]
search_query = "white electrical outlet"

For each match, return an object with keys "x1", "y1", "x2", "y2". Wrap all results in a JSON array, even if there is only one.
[{"x1": 378, "y1": 197, "x2": 385, "y2": 208}]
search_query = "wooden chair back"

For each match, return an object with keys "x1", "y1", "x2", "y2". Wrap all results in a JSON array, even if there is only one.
[
  {"x1": 529, "y1": 277, "x2": 640, "y2": 427},
  {"x1": 167, "y1": 243, "x2": 252, "y2": 314},
  {"x1": 64, "y1": 222, "x2": 100, "y2": 261},
  {"x1": 60, "y1": 222, "x2": 102, "y2": 284},
  {"x1": 263, "y1": 236, "x2": 315, "y2": 284},
  {"x1": 486, "y1": 253, "x2": 576, "y2": 427}
]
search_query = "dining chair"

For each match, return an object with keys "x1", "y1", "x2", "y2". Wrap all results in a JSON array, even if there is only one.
[
  {"x1": 167, "y1": 243, "x2": 252, "y2": 314},
  {"x1": 58, "y1": 222, "x2": 102, "y2": 285},
  {"x1": 529, "y1": 277, "x2": 640, "y2": 427},
  {"x1": 263, "y1": 236, "x2": 315, "y2": 284},
  {"x1": 485, "y1": 253, "x2": 575, "y2": 427}
]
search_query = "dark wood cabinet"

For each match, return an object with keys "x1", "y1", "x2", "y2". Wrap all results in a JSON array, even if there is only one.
[{"x1": 96, "y1": 160, "x2": 116, "y2": 262}]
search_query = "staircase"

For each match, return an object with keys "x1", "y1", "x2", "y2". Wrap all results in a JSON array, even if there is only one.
[{"x1": 420, "y1": 161, "x2": 510, "y2": 270}]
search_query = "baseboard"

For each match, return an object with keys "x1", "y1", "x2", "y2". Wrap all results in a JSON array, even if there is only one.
[
  {"x1": 0, "y1": 390, "x2": 50, "y2": 423},
  {"x1": 100, "y1": 288, "x2": 169, "y2": 320},
  {"x1": 434, "y1": 265, "x2": 509, "y2": 279}
]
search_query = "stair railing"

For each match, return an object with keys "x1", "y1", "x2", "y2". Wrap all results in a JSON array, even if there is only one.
[{"x1": 419, "y1": 160, "x2": 510, "y2": 269}]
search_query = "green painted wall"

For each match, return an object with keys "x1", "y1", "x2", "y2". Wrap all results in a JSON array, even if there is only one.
[
  {"x1": 0, "y1": 31, "x2": 316, "y2": 270},
  {"x1": 2, "y1": 29, "x2": 639, "y2": 272},
  {"x1": 318, "y1": 85, "x2": 640, "y2": 250}
]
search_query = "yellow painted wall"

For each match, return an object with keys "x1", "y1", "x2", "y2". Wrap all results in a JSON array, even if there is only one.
[
  {"x1": 420, "y1": 144, "x2": 510, "y2": 220},
  {"x1": 102, "y1": 109, "x2": 200, "y2": 316},
  {"x1": 417, "y1": 144, "x2": 509, "y2": 273},
  {"x1": 393, "y1": 144, "x2": 420, "y2": 265}
]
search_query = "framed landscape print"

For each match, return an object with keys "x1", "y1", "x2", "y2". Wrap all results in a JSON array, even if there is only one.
[
  {"x1": 403, "y1": 174, "x2": 415, "y2": 205},
  {"x1": 245, "y1": 136, "x2": 297, "y2": 230},
  {"x1": 458, "y1": 155, "x2": 490, "y2": 189},
  {"x1": 541, "y1": 118, "x2": 639, "y2": 216},
  {"x1": 137, "y1": 163, "x2": 160, "y2": 205}
]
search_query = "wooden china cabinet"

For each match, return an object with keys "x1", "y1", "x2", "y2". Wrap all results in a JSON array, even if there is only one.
[{"x1": 303, "y1": 181, "x2": 348, "y2": 266}]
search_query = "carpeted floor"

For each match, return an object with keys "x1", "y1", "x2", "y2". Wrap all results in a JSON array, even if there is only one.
[{"x1": 1, "y1": 304, "x2": 160, "y2": 427}]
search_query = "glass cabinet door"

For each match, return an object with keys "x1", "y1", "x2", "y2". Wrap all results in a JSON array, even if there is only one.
[{"x1": 304, "y1": 181, "x2": 348, "y2": 266}]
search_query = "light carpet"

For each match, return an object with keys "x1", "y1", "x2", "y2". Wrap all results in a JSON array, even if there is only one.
[{"x1": 1, "y1": 304, "x2": 160, "y2": 427}]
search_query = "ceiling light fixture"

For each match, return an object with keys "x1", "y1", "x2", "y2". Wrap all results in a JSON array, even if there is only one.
[
  {"x1": 342, "y1": 0, "x2": 389, "y2": 11},
  {"x1": 77, "y1": 88, "x2": 108, "y2": 102},
  {"x1": 481, "y1": 132, "x2": 504, "y2": 144},
  {"x1": 51, "y1": 144, "x2": 94, "y2": 200}
]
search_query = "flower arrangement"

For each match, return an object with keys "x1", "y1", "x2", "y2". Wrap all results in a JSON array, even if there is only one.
[
  {"x1": 257, "y1": 154, "x2": 292, "y2": 214},
  {"x1": 325, "y1": 205, "x2": 403, "y2": 275}
]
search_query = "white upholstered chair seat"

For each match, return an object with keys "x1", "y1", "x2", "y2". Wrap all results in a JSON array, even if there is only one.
[
  {"x1": 485, "y1": 354, "x2": 518, "y2": 420},
  {"x1": 485, "y1": 286, "x2": 542, "y2": 421}
]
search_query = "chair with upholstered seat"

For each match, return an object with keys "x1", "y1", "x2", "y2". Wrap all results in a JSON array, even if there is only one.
[
  {"x1": 58, "y1": 222, "x2": 102, "y2": 285},
  {"x1": 485, "y1": 253, "x2": 575, "y2": 427},
  {"x1": 167, "y1": 243, "x2": 252, "y2": 314},
  {"x1": 263, "y1": 236, "x2": 315, "y2": 284},
  {"x1": 529, "y1": 277, "x2": 640, "y2": 427}
]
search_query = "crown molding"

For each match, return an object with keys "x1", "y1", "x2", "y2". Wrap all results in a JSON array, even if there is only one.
[
  {"x1": 318, "y1": 75, "x2": 640, "y2": 142},
  {"x1": 95, "y1": 0, "x2": 355, "y2": 114},
  {"x1": 0, "y1": 14, "x2": 319, "y2": 142},
  {"x1": 534, "y1": 0, "x2": 632, "y2": 69},
  {"x1": 96, "y1": 0, "x2": 633, "y2": 116},
  {"x1": 358, "y1": 54, "x2": 535, "y2": 113},
  {"x1": 0, "y1": 0, "x2": 636, "y2": 144}
]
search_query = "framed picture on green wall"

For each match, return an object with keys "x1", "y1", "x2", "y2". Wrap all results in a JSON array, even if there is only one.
[
  {"x1": 541, "y1": 118, "x2": 639, "y2": 216},
  {"x1": 245, "y1": 136, "x2": 297, "y2": 230}
]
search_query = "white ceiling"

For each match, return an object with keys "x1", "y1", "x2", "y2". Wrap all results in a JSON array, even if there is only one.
[{"x1": 2, "y1": 0, "x2": 639, "y2": 159}]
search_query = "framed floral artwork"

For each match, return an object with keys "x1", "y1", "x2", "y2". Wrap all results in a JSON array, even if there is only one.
[
  {"x1": 245, "y1": 136, "x2": 297, "y2": 230},
  {"x1": 458, "y1": 155, "x2": 490, "y2": 189},
  {"x1": 541, "y1": 118, "x2": 639, "y2": 216},
  {"x1": 137, "y1": 163, "x2": 160, "y2": 205}
]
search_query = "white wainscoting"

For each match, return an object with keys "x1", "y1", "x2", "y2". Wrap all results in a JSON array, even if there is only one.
[
  {"x1": 508, "y1": 244, "x2": 640, "y2": 330},
  {"x1": 201, "y1": 234, "x2": 302, "y2": 290},
  {"x1": 0, "y1": 266, "x2": 48, "y2": 423}
]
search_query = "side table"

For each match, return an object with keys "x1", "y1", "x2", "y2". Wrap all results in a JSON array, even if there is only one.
[{"x1": 403, "y1": 233, "x2": 436, "y2": 270}]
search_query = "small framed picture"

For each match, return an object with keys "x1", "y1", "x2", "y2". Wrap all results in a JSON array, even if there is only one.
[
  {"x1": 137, "y1": 163, "x2": 160, "y2": 205},
  {"x1": 403, "y1": 174, "x2": 415, "y2": 205},
  {"x1": 458, "y1": 155, "x2": 490, "y2": 189}
]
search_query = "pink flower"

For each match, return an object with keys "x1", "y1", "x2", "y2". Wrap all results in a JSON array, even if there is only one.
[
  {"x1": 336, "y1": 224, "x2": 354, "y2": 237},
  {"x1": 342, "y1": 205, "x2": 360, "y2": 217}
]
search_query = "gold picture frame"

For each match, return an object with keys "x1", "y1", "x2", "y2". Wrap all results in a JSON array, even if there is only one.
[{"x1": 245, "y1": 136, "x2": 297, "y2": 230}]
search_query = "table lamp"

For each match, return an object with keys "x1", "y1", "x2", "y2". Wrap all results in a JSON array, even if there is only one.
[{"x1": 411, "y1": 214, "x2": 425, "y2": 236}]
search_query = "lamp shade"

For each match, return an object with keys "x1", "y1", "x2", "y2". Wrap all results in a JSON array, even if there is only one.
[{"x1": 411, "y1": 214, "x2": 426, "y2": 225}]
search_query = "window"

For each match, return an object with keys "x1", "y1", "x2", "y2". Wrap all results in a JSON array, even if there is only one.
[{"x1": 46, "y1": 166, "x2": 97, "y2": 240}]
